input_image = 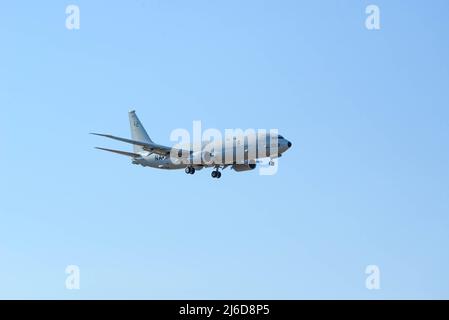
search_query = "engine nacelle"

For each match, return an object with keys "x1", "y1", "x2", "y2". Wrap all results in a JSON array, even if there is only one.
[{"x1": 232, "y1": 163, "x2": 256, "y2": 172}]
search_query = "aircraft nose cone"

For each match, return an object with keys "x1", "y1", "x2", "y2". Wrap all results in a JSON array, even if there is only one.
[{"x1": 287, "y1": 141, "x2": 292, "y2": 148}]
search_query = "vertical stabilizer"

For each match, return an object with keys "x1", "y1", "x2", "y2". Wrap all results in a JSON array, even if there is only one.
[{"x1": 129, "y1": 110, "x2": 153, "y2": 153}]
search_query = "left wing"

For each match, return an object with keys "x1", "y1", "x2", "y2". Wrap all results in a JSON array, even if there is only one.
[
  {"x1": 95, "y1": 147, "x2": 141, "y2": 158},
  {"x1": 90, "y1": 133, "x2": 187, "y2": 157}
]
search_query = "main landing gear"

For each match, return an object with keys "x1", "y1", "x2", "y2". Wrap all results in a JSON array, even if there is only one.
[
  {"x1": 185, "y1": 167, "x2": 195, "y2": 174},
  {"x1": 211, "y1": 169, "x2": 221, "y2": 179}
]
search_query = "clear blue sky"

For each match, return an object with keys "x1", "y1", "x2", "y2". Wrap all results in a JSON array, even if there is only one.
[{"x1": 1, "y1": 0, "x2": 448, "y2": 299}]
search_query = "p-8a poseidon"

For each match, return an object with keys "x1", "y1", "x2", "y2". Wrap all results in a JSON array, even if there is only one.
[{"x1": 91, "y1": 111, "x2": 292, "y2": 179}]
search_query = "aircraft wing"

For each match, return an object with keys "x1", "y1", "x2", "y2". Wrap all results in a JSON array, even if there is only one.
[
  {"x1": 91, "y1": 133, "x2": 186, "y2": 156},
  {"x1": 95, "y1": 147, "x2": 141, "y2": 158}
]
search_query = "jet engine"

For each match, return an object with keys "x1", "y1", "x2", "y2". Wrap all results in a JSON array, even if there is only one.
[{"x1": 232, "y1": 163, "x2": 257, "y2": 172}]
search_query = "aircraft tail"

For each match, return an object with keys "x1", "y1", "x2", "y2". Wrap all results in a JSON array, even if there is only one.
[{"x1": 129, "y1": 110, "x2": 153, "y2": 153}]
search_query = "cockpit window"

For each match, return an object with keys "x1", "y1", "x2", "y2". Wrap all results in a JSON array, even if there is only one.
[{"x1": 278, "y1": 135, "x2": 284, "y2": 140}]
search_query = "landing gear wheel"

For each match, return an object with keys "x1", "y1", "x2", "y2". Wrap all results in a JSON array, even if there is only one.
[
  {"x1": 211, "y1": 171, "x2": 218, "y2": 178},
  {"x1": 185, "y1": 167, "x2": 195, "y2": 174},
  {"x1": 216, "y1": 171, "x2": 221, "y2": 179}
]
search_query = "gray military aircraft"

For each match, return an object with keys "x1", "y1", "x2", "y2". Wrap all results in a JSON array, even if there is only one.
[{"x1": 92, "y1": 111, "x2": 292, "y2": 179}]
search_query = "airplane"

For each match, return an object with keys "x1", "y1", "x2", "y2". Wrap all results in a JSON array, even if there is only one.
[{"x1": 91, "y1": 111, "x2": 292, "y2": 179}]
